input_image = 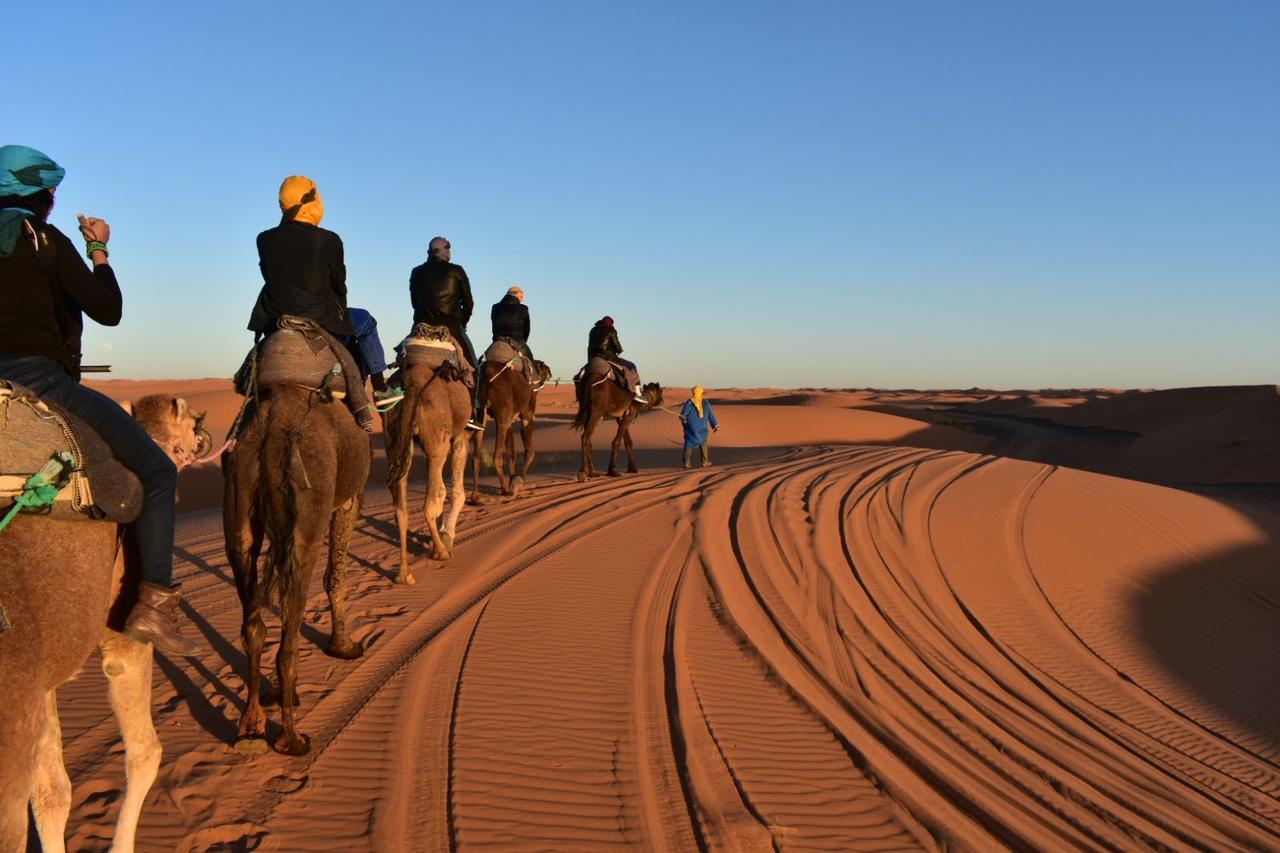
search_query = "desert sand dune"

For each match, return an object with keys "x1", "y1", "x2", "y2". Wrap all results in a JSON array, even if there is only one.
[{"x1": 47, "y1": 386, "x2": 1279, "y2": 850}]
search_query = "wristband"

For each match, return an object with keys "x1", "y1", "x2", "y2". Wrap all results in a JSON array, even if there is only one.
[{"x1": 85, "y1": 241, "x2": 108, "y2": 259}]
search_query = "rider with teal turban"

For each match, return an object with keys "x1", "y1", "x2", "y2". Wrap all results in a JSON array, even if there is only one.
[{"x1": 0, "y1": 144, "x2": 198, "y2": 655}]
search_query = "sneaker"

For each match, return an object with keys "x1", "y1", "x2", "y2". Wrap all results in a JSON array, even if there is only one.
[
  {"x1": 466, "y1": 419, "x2": 485, "y2": 432},
  {"x1": 123, "y1": 582, "x2": 200, "y2": 656}
]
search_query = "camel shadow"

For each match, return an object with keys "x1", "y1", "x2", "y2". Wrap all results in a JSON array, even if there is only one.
[{"x1": 1132, "y1": 520, "x2": 1280, "y2": 757}]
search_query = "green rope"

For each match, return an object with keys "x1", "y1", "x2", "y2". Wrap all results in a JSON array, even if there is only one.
[
  {"x1": 0, "y1": 453, "x2": 72, "y2": 534},
  {"x1": 375, "y1": 386, "x2": 405, "y2": 413}
]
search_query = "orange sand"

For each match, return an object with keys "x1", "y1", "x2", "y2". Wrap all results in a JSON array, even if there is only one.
[{"x1": 55, "y1": 383, "x2": 1280, "y2": 849}]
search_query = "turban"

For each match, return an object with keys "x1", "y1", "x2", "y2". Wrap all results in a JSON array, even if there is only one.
[
  {"x1": 0, "y1": 145, "x2": 65, "y2": 258},
  {"x1": 278, "y1": 175, "x2": 324, "y2": 225},
  {"x1": 0, "y1": 145, "x2": 64, "y2": 198},
  {"x1": 691, "y1": 385, "x2": 705, "y2": 418}
]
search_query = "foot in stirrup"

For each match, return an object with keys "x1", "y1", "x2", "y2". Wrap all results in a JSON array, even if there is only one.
[
  {"x1": 466, "y1": 419, "x2": 485, "y2": 432},
  {"x1": 633, "y1": 384, "x2": 647, "y2": 404}
]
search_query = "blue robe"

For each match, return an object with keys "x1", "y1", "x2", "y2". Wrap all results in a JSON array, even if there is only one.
[{"x1": 680, "y1": 399, "x2": 718, "y2": 448}]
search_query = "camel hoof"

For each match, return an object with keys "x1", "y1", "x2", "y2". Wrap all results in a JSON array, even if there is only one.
[
  {"x1": 234, "y1": 736, "x2": 270, "y2": 757},
  {"x1": 626, "y1": 466, "x2": 638, "y2": 474},
  {"x1": 263, "y1": 685, "x2": 300, "y2": 708},
  {"x1": 501, "y1": 487, "x2": 515, "y2": 496},
  {"x1": 273, "y1": 732, "x2": 312, "y2": 756},
  {"x1": 327, "y1": 638, "x2": 365, "y2": 660},
  {"x1": 396, "y1": 571, "x2": 416, "y2": 586},
  {"x1": 432, "y1": 547, "x2": 452, "y2": 562},
  {"x1": 577, "y1": 471, "x2": 587, "y2": 483},
  {"x1": 467, "y1": 496, "x2": 482, "y2": 506},
  {"x1": 606, "y1": 470, "x2": 622, "y2": 478}
]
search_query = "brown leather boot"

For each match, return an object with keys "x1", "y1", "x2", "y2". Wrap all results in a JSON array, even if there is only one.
[{"x1": 123, "y1": 582, "x2": 200, "y2": 656}]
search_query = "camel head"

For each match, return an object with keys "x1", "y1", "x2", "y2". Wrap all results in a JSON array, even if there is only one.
[
  {"x1": 125, "y1": 395, "x2": 214, "y2": 470},
  {"x1": 532, "y1": 360, "x2": 553, "y2": 390},
  {"x1": 639, "y1": 382, "x2": 663, "y2": 410}
]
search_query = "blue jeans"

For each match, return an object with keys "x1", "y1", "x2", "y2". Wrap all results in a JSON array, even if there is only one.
[
  {"x1": 0, "y1": 355, "x2": 177, "y2": 586},
  {"x1": 345, "y1": 307, "x2": 388, "y2": 378}
]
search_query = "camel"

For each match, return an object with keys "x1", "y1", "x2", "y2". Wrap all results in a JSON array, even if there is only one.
[
  {"x1": 222, "y1": 385, "x2": 370, "y2": 756},
  {"x1": 469, "y1": 358, "x2": 551, "y2": 503},
  {"x1": 573, "y1": 377, "x2": 663, "y2": 481},
  {"x1": 384, "y1": 361, "x2": 471, "y2": 585},
  {"x1": 0, "y1": 394, "x2": 211, "y2": 853}
]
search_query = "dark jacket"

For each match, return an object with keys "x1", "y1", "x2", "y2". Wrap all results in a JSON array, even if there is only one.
[
  {"x1": 490, "y1": 294, "x2": 530, "y2": 343},
  {"x1": 248, "y1": 221, "x2": 352, "y2": 337},
  {"x1": 410, "y1": 257, "x2": 473, "y2": 327},
  {"x1": 588, "y1": 321, "x2": 623, "y2": 359},
  {"x1": 0, "y1": 219, "x2": 121, "y2": 377}
]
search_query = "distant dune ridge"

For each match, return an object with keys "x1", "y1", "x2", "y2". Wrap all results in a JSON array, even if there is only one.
[{"x1": 55, "y1": 381, "x2": 1278, "y2": 849}]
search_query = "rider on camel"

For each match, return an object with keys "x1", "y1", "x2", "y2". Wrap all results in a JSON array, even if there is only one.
[
  {"x1": 408, "y1": 235, "x2": 483, "y2": 430},
  {"x1": 0, "y1": 145, "x2": 197, "y2": 655},
  {"x1": 587, "y1": 316, "x2": 646, "y2": 404}
]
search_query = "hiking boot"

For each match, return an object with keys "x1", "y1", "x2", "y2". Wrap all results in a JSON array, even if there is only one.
[
  {"x1": 123, "y1": 582, "x2": 199, "y2": 656},
  {"x1": 355, "y1": 406, "x2": 376, "y2": 433}
]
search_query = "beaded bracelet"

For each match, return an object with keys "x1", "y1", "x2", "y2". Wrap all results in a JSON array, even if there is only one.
[{"x1": 85, "y1": 241, "x2": 108, "y2": 259}]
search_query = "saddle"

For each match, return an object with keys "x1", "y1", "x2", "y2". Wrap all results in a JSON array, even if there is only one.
[
  {"x1": 243, "y1": 316, "x2": 350, "y2": 396},
  {"x1": 482, "y1": 338, "x2": 537, "y2": 385},
  {"x1": 576, "y1": 356, "x2": 639, "y2": 393},
  {"x1": 0, "y1": 381, "x2": 143, "y2": 527},
  {"x1": 397, "y1": 323, "x2": 474, "y2": 386}
]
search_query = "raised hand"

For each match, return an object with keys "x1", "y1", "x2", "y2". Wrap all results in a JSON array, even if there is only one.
[{"x1": 76, "y1": 213, "x2": 111, "y2": 245}]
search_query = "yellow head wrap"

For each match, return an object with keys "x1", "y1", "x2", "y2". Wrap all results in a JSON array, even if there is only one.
[
  {"x1": 278, "y1": 175, "x2": 324, "y2": 226},
  {"x1": 691, "y1": 385, "x2": 704, "y2": 418}
]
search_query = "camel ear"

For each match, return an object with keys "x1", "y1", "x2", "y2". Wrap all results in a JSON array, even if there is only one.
[
  {"x1": 119, "y1": 400, "x2": 133, "y2": 416},
  {"x1": 172, "y1": 397, "x2": 189, "y2": 420}
]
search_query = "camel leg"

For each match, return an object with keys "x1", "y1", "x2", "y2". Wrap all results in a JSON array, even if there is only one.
[
  {"x1": 30, "y1": 691, "x2": 70, "y2": 853},
  {"x1": 225, "y1": 466, "x2": 269, "y2": 753},
  {"x1": 274, "y1": 529, "x2": 322, "y2": 756},
  {"x1": 421, "y1": 433, "x2": 451, "y2": 561},
  {"x1": 441, "y1": 432, "x2": 469, "y2": 550},
  {"x1": 518, "y1": 413, "x2": 535, "y2": 481},
  {"x1": 0, "y1": 685, "x2": 42, "y2": 852},
  {"x1": 579, "y1": 413, "x2": 602, "y2": 482},
  {"x1": 494, "y1": 416, "x2": 512, "y2": 496},
  {"x1": 467, "y1": 429, "x2": 483, "y2": 506},
  {"x1": 100, "y1": 633, "x2": 161, "y2": 853},
  {"x1": 392, "y1": 475, "x2": 414, "y2": 585},
  {"x1": 325, "y1": 495, "x2": 365, "y2": 660},
  {"x1": 623, "y1": 413, "x2": 639, "y2": 473},
  {"x1": 607, "y1": 418, "x2": 625, "y2": 477}
]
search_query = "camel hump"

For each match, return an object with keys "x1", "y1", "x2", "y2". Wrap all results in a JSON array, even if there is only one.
[{"x1": 0, "y1": 381, "x2": 142, "y2": 526}]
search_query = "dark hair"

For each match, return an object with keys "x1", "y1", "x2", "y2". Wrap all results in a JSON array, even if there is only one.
[{"x1": 0, "y1": 189, "x2": 53, "y2": 222}]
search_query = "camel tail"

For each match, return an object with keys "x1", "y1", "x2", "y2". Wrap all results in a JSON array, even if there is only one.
[
  {"x1": 258, "y1": 419, "x2": 302, "y2": 605},
  {"x1": 386, "y1": 373, "x2": 423, "y2": 485}
]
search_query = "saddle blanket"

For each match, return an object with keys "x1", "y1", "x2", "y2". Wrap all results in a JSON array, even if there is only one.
[
  {"x1": 0, "y1": 381, "x2": 142, "y2": 524},
  {"x1": 579, "y1": 356, "x2": 640, "y2": 392},
  {"x1": 398, "y1": 323, "x2": 475, "y2": 386}
]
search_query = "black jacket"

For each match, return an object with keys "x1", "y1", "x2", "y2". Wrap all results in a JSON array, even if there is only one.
[
  {"x1": 0, "y1": 220, "x2": 121, "y2": 377},
  {"x1": 248, "y1": 221, "x2": 352, "y2": 337},
  {"x1": 410, "y1": 258, "x2": 473, "y2": 327},
  {"x1": 490, "y1": 294, "x2": 530, "y2": 343},
  {"x1": 588, "y1": 322, "x2": 622, "y2": 359}
]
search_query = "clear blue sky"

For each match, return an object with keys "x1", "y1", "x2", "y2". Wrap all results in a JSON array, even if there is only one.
[{"x1": 14, "y1": 1, "x2": 1279, "y2": 389}]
